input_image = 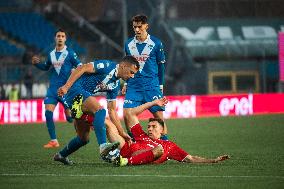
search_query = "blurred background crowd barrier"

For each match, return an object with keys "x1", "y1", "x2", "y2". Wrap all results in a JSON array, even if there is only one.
[{"x1": 0, "y1": 0, "x2": 283, "y2": 100}]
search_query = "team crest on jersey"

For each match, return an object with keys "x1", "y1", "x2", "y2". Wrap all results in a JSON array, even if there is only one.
[
  {"x1": 147, "y1": 44, "x2": 154, "y2": 50},
  {"x1": 97, "y1": 63, "x2": 104, "y2": 69}
]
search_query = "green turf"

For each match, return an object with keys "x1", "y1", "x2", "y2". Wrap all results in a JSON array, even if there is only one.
[{"x1": 0, "y1": 114, "x2": 284, "y2": 189}]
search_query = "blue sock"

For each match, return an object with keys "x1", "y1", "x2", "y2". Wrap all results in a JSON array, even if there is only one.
[
  {"x1": 59, "y1": 136, "x2": 89, "y2": 157},
  {"x1": 66, "y1": 116, "x2": 73, "y2": 123},
  {"x1": 45, "y1": 110, "x2": 56, "y2": 140},
  {"x1": 92, "y1": 109, "x2": 107, "y2": 145}
]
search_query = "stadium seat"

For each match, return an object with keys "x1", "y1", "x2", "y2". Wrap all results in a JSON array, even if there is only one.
[
  {"x1": 0, "y1": 39, "x2": 24, "y2": 56},
  {"x1": 0, "y1": 12, "x2": 86, "y2": 54}
]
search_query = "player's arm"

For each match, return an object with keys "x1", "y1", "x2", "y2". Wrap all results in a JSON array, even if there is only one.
[
  {"x1": 157, "y1": 41, "x2": 166, "y2": 93},
  {"x1": 107, "y1": 100, "x2": 131, "y2": 141},
  {"x1": 70, "y1": 50, "x2": 82, "y2": 68},
  {"x1": 183, "y1": 154, "x2": 230, "y2": 163},
  {"x1": 158, "y1": 63, "x2": 165, "y2": 93},
  {"x1": 121, "y1": 43, "x2": 130, "y2": 95},
  {"x1": 58, "y1": 63, "x2": 94, "y2": 96},
  {"x1": 32, "y1": 55, "x2": 51, "y2": 71},
  {"x1": 126, "y1": 97, "x2": 168, "y2": 129}
]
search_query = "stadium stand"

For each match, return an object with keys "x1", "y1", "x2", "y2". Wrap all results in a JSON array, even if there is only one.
[
  {"x1": 0, "y1": 12, "x2": 86, "y2": 54},
  {"x1": 0, "y1": 39, "x2": 24, "y2": 56}
]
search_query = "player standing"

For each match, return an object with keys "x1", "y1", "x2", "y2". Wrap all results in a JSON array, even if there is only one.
[
  {"x1": 32, "y1": 29, "x2": 82, "y2": 148},
  {"x1": 122, "y1": 14, "x2": 168, "y2": 139},
  {"x1": 54, "y1": 56, "x2": 139, "y2": 165}
]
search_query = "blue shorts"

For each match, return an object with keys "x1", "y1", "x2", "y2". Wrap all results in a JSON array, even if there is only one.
[
  {"x1": 62, "y1": 83, "x2": 93, "y2": 109},
  {"x1": 44, "y1": 86, "x2": 69, "y2": 109},
  {"x1": 123, "y1": 87, "x2": 165, "y2": 113}
]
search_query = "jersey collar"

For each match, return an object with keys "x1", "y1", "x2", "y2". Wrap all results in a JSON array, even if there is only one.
[
  {"x1": 134, "y1": 34, "x2": 150, "y2": 44},
  {"x1": 55, "y1": 45, "x2": 67, "y2": 52}
]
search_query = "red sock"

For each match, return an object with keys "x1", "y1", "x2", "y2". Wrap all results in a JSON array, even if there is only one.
[{"x1": 128, "y1": 150, "x2": 155, "y2": 165}]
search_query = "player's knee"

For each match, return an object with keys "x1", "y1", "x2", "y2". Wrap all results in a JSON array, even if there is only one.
[
  {"x1": 123, "y1": 108, "x2": 132, "y2": 120},
  {"x1": 152, "y1": 145, "x2": 164, "y2": 158}
]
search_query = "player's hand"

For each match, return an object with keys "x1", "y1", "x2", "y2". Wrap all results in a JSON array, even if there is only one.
[
  {"x1": 121, "y1": 132, "x2": 133, "y2": 145},
  {"x1": 31, "y1": 55, "x2": 40, "y2": 65},
  {"x1": 57, "y1": 85, "x2": 69, "y2": 97},
  {"x1": 154, "y1": 97, "x2": 168, "y2": 107},
  {"x1": 121, "y1": 85, "x2": 127, "y2": 95},
  {"x1": 215, "y1": 155, "x2": 230, "y2": 162}
]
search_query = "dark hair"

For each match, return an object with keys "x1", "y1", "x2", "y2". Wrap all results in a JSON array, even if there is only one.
[
  {"x1": 131, "y1": 14, "x2": 148, "y2": 24},
  {"x1": 148, "y1": 118, "x2": 164, "y2": 128},
  {"x1": 54, "y1": 29, "x2": 66, "y2": 36},
  {"x1": 121, "y1": 55, "x2": 140, "y2": 70}
]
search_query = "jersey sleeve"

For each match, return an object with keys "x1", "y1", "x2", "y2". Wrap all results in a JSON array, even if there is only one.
[
  {"x1": 92, "y1": 60, "x2": 113, "y2": 74},
  {"x1": 70, "y1": 50, "x2": 82, "y2": 68},
  {"x1": 167, "y1": 141, "x2": 189, "y2": 162},
  {"x1": 124, "y1": 42, "x2": 130, "y2": 55},
  {"x1": 130, "y1": 123, "x2": 148, "y2": 140},
  {"x1": 156, "y1": 41, "x2": 166, "y2": 64},
  {"x1": 106, "y1": 81, "x2": 120, "y2": 101},
  {"x1": 34, "y1": 55, "x2": 51, "y2": 71}
]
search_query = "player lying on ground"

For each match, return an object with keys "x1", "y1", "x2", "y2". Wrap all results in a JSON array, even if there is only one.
[
  {"x1": 106, "y1": 97, "x2": 230, "y2": 166},
  {"x1": 54, "y1": 56, "x2": 139, "y2": 165}
]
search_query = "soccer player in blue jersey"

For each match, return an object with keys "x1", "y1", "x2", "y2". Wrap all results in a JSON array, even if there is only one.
[
  {"x1": 31, "y1": 29, "x2": 82, "y2": 148},
  {"x1": 53, "y1": 55, "x2": 139, "y2": 165},
  {"x1": 123, "y1": 14, "x2": 168, "y2": 139}
]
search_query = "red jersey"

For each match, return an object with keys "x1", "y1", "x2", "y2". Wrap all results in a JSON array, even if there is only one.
[{"x1": 120, "y1": 123, "x2": 189, "y2": 164}]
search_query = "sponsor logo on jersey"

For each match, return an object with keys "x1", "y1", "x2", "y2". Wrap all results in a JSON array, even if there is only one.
[
  {"x1": 53, "y1": 61, "x2": 64, "y2": 68},
  {"x1": 124, "y1": 100, "x2": 133, "y2": 104},
  {"x1": 134, "y1": 54, "x2": 149, "y2": 62},
  {"x1": 97, "y1": 63, "x2": 105, "y2": 69}
]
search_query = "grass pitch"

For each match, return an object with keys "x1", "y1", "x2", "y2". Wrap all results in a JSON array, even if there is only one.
[{"x1": 0, "y1": 114, "x2": 284, "y2": 189}]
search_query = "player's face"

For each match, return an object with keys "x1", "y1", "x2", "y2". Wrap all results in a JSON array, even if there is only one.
[
  {"x1": 132, "y1": 21, "x2": 148, "y2": 38},
  {"x1": 55, "y1": 31, "x2": 66, "y2": 47},
  {"x1": 147, "y1": 121, "x2": 163, "y2": 140},
  {"x1": 118, "y1": 62, "x2": 138, "y2": 81}
]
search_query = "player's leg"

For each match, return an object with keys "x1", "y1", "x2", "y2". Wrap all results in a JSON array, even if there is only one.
[
  {"x1": 55, "y1": 119, "x2": 91, "y2": 165},
  {"x1": 123, "y1": 89, "x2": 144, "y2": 137},
  {"x1": 105, "y1": 118, "x2": 125, "y2": 149},
  {"x1": 69, "y1": 93, "x2": 119, "y2": 157},
  {"x1": 152, "y1": 111, "x2": 167, "y2": 134},
  {"x1": 44, "y1": 103, "x2": 60, "y2": 148},
  {"x1": 43, "y1": 87, "x2": 61, "y2": 148},
  {"x1": 64, "y1": 109, "x2": 73, "y2": 123},
  {"x1": 58, "y1": 96, "x2": 73, "y2": 123},
  {"x1": 114, "y1": 145, "x2": 164, "y2": 166},
  {"x1": 146, "y1": 88, "x2": 168, "y2": 137}
]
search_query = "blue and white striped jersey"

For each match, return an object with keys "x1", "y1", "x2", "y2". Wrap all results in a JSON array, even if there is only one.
[
  {"x1": 124, "y1": 34, "x2": 165, "y2": 90},
  {"x1": 77, "y1": 60, "x2": 120, "y2": 100},
  {"x1": 38, "y1": 45, "x2": 82, "y2": 88}
]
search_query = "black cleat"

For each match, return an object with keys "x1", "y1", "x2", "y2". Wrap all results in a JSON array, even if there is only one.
[
  {"x1": 100, "y1": 141, "x2": 120, "y2": 158},
  {"x1": 53, "y1": 153, "x2": 73, "y2": 165}
]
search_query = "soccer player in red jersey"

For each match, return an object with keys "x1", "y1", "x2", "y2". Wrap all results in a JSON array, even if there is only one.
[{"x1": 105, "y1": 97, "x2": 230, "y2": 166}]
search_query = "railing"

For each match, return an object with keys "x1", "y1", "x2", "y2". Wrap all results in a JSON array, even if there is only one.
[{"x1": 46, "y1": 1, "x2": 124, "y2": 54}]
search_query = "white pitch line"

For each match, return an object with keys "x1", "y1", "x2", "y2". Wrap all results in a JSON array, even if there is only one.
[{"x1": 1, "y1": 173, "x2": 284, "y2": 179}]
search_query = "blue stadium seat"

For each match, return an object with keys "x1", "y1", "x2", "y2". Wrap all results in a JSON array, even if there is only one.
[
  {"x1": 0, "y1": 39, "x2": 24, "y2": 56},
  {"x1": 0, "y1": 12, "x2": 86, "y2": 55}
]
